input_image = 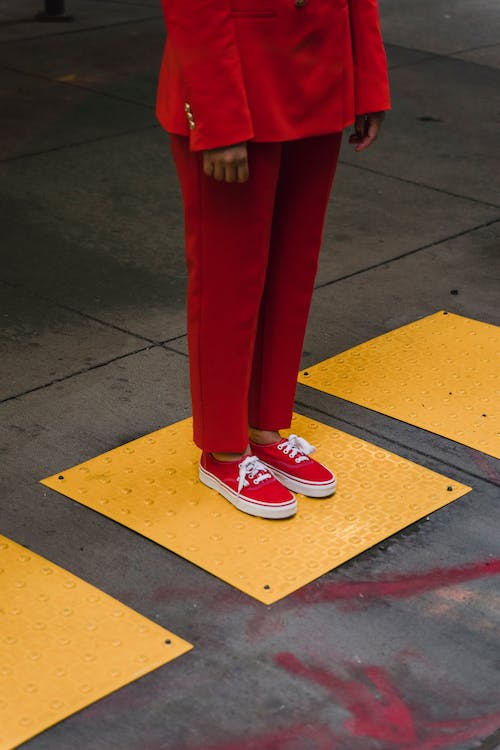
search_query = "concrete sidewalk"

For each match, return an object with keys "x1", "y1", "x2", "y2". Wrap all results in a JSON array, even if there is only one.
[{"x1": 1, "y1": 1, "x2": 499, "y2": 748}]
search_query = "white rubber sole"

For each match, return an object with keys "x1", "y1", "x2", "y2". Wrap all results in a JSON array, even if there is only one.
[
  {"x1": 259, "y1": 462, "x2": 337, "y2": 498},
  {"x1": 199, "y1": 465, "x2": 297, "y2": 519}
]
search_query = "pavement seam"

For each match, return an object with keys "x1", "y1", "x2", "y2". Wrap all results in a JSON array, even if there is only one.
[
  {"x1": 294, "y1": 397, "x2": 499, "y2": 490},
  {"x1": 0, "y1": 345, "x2": 159, "y2": 405},
  {"x1": 80, "y1": 0, "x2": 159, "y2": 7},
  {"x1": 385, "y1": 40, "x2": 500, "y2": 70},
  {"x1": 384, "y1": 43, "x2": 439, "y2": 71},
  {"x1": 4, "y1": 210, "x2": 497, "y2": 353},
  {"x1": 161, "y1": 343, "x2": 188, "y2": 357},
  {"x1": 445, "y1": 40, "x2": 500, "y2": 56},
  {"x1": 388, "y1": 56, "x2": 438, "y2": 71},
  {"x1": 1, "y1": 278, "x2": 158, "y2": 344},
  {"x1": 0, "y1": 122, "x2": 160, "y2": 164},
  {"x1": 314, "y1": 215, "x2": 500, "y2": 290},
  {"x1": 159, "y1": 333, "x2": 188, "y2": 345},
  {"x1": 33, "y1": 340, "x2": 491, "y2": 492},
  {"x1": 1, "y1": 62, "x2": 155, "y2": 110},
  {"x1": 0, "y1": 14, "x2": 163, "y2": 44},
  {"x1": 337, "y1": 159, "x2": 500, "y2": 210}
]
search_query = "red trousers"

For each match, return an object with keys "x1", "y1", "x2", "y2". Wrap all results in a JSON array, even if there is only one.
[{"x1": 169, "y1": 132, "x2": 342, "y2": 453}]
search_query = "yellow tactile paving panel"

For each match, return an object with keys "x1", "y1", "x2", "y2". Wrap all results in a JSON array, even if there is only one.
[
  {"x1": 298, "y1": 312, "x2": 499, "y2": 459},
  {"x1": 41, "y1": 414, "x2": 471, "y2": 605},
  {"x1": 0, "y1": 536, "x2": 192, "y2": 750}
]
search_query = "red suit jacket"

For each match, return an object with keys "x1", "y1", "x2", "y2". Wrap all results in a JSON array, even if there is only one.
[{"x1": 156, "y1": 0, "x2": 390, "y2": 151}]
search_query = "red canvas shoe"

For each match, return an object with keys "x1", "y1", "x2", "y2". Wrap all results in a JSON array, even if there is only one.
[
  {"x1": 249, "y1": 434, "x2": 336, "y2": 498},
  {"x1": 199, "y1": 452, "x2": 297, "y2": 519}
]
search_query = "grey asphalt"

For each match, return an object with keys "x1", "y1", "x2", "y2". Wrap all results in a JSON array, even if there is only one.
[{"x1": 1, "y1": 1, "x2": 499, "y2": 749}]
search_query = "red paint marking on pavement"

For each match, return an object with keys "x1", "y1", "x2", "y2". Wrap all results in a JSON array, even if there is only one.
[
  {"x1": 275, "y1": 653, "x2": 500, "y2": 749},
  {"x1": 245, "y1": 611, "x2": 286, "y2": 640},
  {"x1": 467, "y1": 448, "x2": 500, "y2": 486},
  {"x1": 405, "y1": 712, "x2": 500, "y2": 750},
  {"x1": 151, "y1": 561, "x2": 500, "y2": 613},
  {"x1": 275, "y1": 653, "x2": 417, "y2": 744},
  {"x1": 245, "y1": 607, "x2": 290, "y2": 642},
  {"x1": 292, "y1": 559, "x2": 500, "y2": 604},
  {"x1": 149, "y1": 561, "x2": 500, "y2": 645},
  {"x1": 172, "y1": 723, "x2": 337, "y2": 750},
  {"x1": 152, "y1": 561, "x2": 500, "y2": 626}
]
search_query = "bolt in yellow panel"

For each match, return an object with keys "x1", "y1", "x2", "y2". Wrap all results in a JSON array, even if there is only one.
[
  {"x1": 299, "y1": 312, "x2": 499, "y2": 459},
  {"x1": 41, "y1": 414, "x2": 471, "y2": 605},
  {"x1": 0, "y1": 536, "x2": 192, "y2": 750}
]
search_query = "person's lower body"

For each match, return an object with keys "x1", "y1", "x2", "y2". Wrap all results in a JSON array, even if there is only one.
[{"x1": 169, "y1": 131, "x2": 342, "y2": 517}]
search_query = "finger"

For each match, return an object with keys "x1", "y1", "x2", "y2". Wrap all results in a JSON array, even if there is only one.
[
  {"x1": 350, "y1": 116, "x2": 367, "y2": 147},
  {"x1": 203, "y1": 155, "x2": 214, "y2": 178},
  {"x1": 350, "y1": 129, "x2": 367, "y2": 148},
  {"x1": 237, "y1": 159, "x2": 249, "y2": 183},
  {"x1": 213, "y1": 161, "x2": 225, "y2": 181},
  {"x1": 368, "y1": 121, "x2": 380, "y2": 142},
  {"x1": 355, "y1": 116, "x2": 383, "y2": 151},
  {"x1": 354, "y1": 115, "x2": 365, "y2": 136},
  {"x1": 361, "y1": 122, "x2": 380, "y2": 150},
  {"x1": 355, "y1": 133, "x2": 376, "y2": 152},
  {"x1": 224, "y1": 161, "x2": 237, "y2": 183},
  {"x1": 355, "y1": 137, "x2": 371, "y2": 152}
]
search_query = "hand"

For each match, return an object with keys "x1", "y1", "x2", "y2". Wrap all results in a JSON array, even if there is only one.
[
  {"x1": 348, "y1": 111, "x2": 385, "y2": 152},
  {"x1": 202, "y1": 142, "x2": 249, "y2": 183}
]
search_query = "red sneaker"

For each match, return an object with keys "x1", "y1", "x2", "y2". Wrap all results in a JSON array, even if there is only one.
[
  {"x1": 199, "y1": 453, "x2": 297, "y2": 519},
  {"x1": 249, "y1": 434, "x2": 336, "y2": 498}
]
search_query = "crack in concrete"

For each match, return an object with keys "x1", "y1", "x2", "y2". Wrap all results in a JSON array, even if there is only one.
[
  {"x1": 1, "y1": 62, "x2": 155, "y2": 109},
  {"x1": 314, "y1": 215, "x2": 500, "y2": 290},
  {"x1": 0, "y1": 39, "x2": 497, "y2": 216},
  {"x1": 0, "y1": 278, "x2": 157, "y2": 344},
  {"x1": 0, "y1": 13, "x2": 163, "y2": 44},
  {"x1": 0, "y1": 122, "x2": 160, "y2": 164},
  {"x1": 337, "y1": 159, "x2": 500, "y2": 210},
  {"x1": 161, "y1": 342, "x2": 188, "y2": 357},
  {"x1": 0, "y1": 344, "x2": 157, "y2": 405},
  {"x1": 383, "y1": 39, "x2": 500, "y2": 70},
  {"x1": 2, "y1": 211, "x2": 498, "y2": 398}
]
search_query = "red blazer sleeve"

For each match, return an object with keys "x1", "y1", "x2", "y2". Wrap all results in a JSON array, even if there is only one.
[
  {"x1": 348, "y1": 0, "x2": 391, "y2": 115},
  {"x1": 160, "y1": 0, "x2": 255, "y2": 151}
]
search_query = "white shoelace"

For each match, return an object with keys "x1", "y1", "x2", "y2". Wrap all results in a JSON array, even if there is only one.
[
  {"x1": 237, "y1": 455, "x2": 272, "y2": 496},
  {"x1": 277, "y1": 434, "x2": 316, "y2": 463}
]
